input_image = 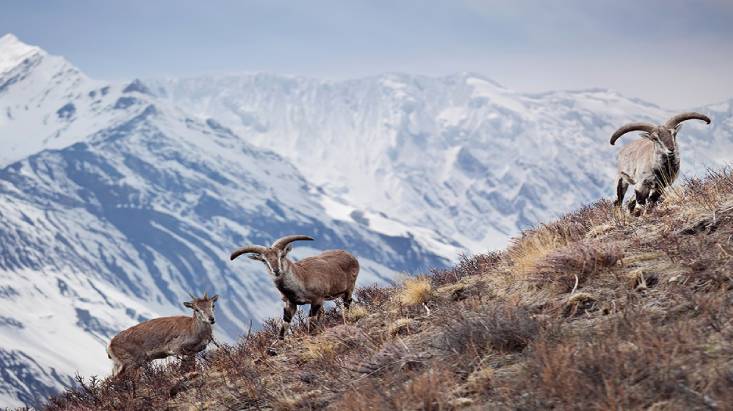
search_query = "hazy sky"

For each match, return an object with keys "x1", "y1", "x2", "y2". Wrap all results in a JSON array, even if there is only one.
[{"x1": 2, "y1": 0, "x2": 732, "y2": 108}]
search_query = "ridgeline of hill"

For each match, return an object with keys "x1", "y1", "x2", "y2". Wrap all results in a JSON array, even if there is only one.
[{"x1": 46, "y1": 169, "x2": 733, "y2": 410}]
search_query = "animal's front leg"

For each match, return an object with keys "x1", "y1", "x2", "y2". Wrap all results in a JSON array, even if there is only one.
[
  {"x1": 647, "y1": 185, "x2": 663, "y2": 210},
  {"x1": 632, "y1": 184, "x2": 651, "y2": 216},
  {"x1": 615, "y1": 178, "x2": 629, "y2": 208},
  {"x1": 179, "y1": 354, "x2": 196, "y2": 373},
  {"x1": 279, "y1": 300, "x2": 297, "y2": 340},
  {"x1": 112, "y1": 362, "x2": 127, "y2": 379}
]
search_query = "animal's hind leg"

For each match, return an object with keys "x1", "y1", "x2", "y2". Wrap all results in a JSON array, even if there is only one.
[
  {"x1": 343, "y1": 293, "x2": 353, "y2": 310},
  {"x1": 341, "y1": 291, "x2": 354, "y2": 324},
  {"x1": 614, "y1": 178, "x2": 629, "y2": 208},
  {"x1": 307, "y1": 302, "x2": 323, "y2": 335}
]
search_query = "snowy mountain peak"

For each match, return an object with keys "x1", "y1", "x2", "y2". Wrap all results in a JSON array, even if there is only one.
[
  {"x1": 458, "y1": 71, "x2": 507, "y2": 88},
  {"x1": 122, "y1": 78, "x2": 153, "y2": 95},
  {"x1": 0, "y1": 33, "x2": 44, "y2": 74},
  {"x1": 1, "y1": 36, "x2": 732, "y2": 408},
  {"x1": 0, "y1": 35, "x2": 116, "y2": 167}
]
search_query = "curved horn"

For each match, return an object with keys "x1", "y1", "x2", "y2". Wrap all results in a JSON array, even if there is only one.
[
  {"x1": 230, "y1": 245, "x2": 267, "y2": 261},
  {"x1": 610, "y1": 122, "x2": 656, "y2": 145},
  {"x1": 271, "y1": 235, "x2": 314, "y2": 250},
  {"x1": 665, "y1": 112, "x2": 711, "y2": 129}
]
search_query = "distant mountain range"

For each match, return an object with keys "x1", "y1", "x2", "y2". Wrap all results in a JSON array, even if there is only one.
[
  {"x1": 151, "y1": 72, "x2": 732, "y2": 251},
  {"x1": 0, "y1": 33, "x2": 731, "y2": 407}
]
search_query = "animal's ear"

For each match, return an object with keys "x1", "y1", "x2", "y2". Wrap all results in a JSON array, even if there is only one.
[
  {"x1": 282, "y1": 244, "x2": 293, "y2": 256},
  {"x1": 183, "y1": 301, "x2": 194, "y2": 309},
  {"x1": 641, "y1": 131, "x2": 661, "y2": 143},
  {"x1": 248, "y1": 254, "x2": 264, "y2": 261},
  {"x1": 211, "y1": 294, "x2": 219, "y2": 302}
]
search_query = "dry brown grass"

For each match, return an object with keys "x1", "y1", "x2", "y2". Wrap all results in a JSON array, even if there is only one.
[
  {"x1": 532, "y1": 240, "x2": 624, "y2": 292},
  {"x1": 508, "y1": 225, "x2": 578, "y2": 276},
  {"x1": 300, "y1": 337, "x2": 338, "y2": 361},
  {"x1": 354, "y1": 283, "x2": 392, "y2": 306},
  {"x1": 396, "y1": 368, "x2": 456, "y2": 410},
  {"x1": 507, "y1": 198, "x2": 619, "y2": 277},
  {"x1": 344, "y1": 303, "x2": 368, "y2": 322},
  {"x1": 466, "y1": 366, "x2": 493, "y2": 394},
  {"x1": 387, "y1": 317, "x2": 417, "y2": 337},
  {"x1": 435, "y1": 303, "x2": 539, "y2": 356},
  {"x1": 502, "y1": 306, "x2": 733, "y2": 410},
  {"x1": 430, "y1": 252, "x2": 502, "y2": 286},
  {"x1": 47, "y1": 168, "x2": 733, "y2": 410},
  {"x1": 397, "y1": 277, "x2": 432, "y2": 306}
]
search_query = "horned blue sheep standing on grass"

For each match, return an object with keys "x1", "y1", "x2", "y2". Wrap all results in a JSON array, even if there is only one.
[
  {"x1": 107, "y1": 292, "x2": 218, "y2": 378},
  {"x1": 610, "y1": 112, "x2": 711, "y2": 214},
  {"x1": 230, "y1": 235, "x2": 360, "y2": 340}
]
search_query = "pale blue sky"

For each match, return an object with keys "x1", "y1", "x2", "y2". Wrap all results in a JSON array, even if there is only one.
[{"x1": 2, "y1": 0, "x2": 732, "y2": 108}]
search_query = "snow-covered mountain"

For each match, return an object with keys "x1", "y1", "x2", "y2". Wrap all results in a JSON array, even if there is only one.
[
  {"x1": 1, "y1": 33, "x2": 732, "y2": 407},
  {"x1": 0, "y1": 35, "x2": 445, "y2": 407},
  {"x1": 152, "y1": 74, "x2": 732, "y2": 251}
]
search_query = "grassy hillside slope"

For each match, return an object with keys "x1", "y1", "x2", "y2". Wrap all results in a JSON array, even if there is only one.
[{"x1": 47, "y1": 169, "x2": 733, "y2": 410}]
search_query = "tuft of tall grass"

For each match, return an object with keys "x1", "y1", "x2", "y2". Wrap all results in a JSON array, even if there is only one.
[
  {"x1": 344, "y1": 303, "x2": 369, "y2": 322},
  {"x1": 430, "y1": 252, "x2": 502, "y2": 286},
  {"x1": 532, "y1": 241, "x2": 624, "y2": 292},
  {"x1": 355, "y1": 283, "x2": 392, "y2": 307},
  {"x1": 398, "y1": 277, "x2": 433, "y2": 307},
  {"x1": 508, "y1": 222, "x2": 587, "y2": 277}
]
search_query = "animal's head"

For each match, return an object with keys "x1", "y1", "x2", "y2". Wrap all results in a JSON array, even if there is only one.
[
  {"x1": 229, "y1": 235, "x2": 314, "y2": 277},
  {"x1": 183, "y1": 292, "x2": 219, "y2": 324},
  {"x1": 610, "y1": 112, "x2": 711, "y2": 151}
]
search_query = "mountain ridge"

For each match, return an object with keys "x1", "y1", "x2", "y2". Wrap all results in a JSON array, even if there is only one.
[
  {"x1": 150, "y1": 71, "x2": 729, "y2": 253},
  {"x1": 0, "y1": 33, "x2": 43, "y2": 74},
  {"x1": 0, "y1": 35, "x2": 448, "y2": 408},
  {"x1": 1, "y1": 34, "x2": 732, "y2": 407}
]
